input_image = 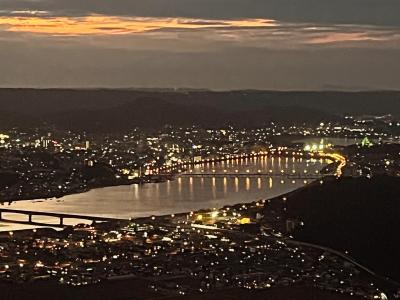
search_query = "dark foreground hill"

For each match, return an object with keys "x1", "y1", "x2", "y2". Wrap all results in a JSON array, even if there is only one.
[
  {"x1": 0, "y1": 281, "x2": 362, "y2": 300},
  {"x1": 281, "y1": 176, "x2": 400, "y2": 282}
]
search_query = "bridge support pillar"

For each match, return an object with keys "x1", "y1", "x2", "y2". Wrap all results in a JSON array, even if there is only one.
[
  {"x1": 28, "y1": 214, "x2": 32, "y2": 223},
  {"x1": 60, "y1": 217, "x2": 64, "y2": 226}
]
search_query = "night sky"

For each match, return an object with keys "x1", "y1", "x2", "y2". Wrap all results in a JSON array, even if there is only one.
[{"x1": 0, "y1": 0, "x2": 399, "y2": 90}]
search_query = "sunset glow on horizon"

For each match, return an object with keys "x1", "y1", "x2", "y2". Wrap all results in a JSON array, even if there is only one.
[
  {"x1": 0, "y1": 0, "x2": 399, "y2": 89},
  {"x1": 0, "y1": 15, "x2": 277, "y2": 35}
]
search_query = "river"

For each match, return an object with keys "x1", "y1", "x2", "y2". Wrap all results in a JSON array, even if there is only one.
[{"x1": 0, "y1": 156, "x2": 328, "y2": 231}]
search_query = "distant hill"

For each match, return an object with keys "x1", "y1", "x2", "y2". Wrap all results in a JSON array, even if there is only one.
[
  {"x1": 0, "y1": 89, "x2": 399, "y2": 131},
  {"x1": 279, "y1": 176, "x2": 400, "y2": 282},
  {"x1": 46, "y1": 98, "x2": 226, "y2": 131},
  {"x1": 0, "y1": 109, "x2": 38, "y2": 129},
  {"x1": 43, "y1": 98, "x2": 334, "y2": 132}
]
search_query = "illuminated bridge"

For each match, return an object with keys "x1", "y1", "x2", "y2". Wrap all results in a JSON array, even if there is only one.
[
  {"x1": 176, "y1": 172, "x2": 332, "y2": 179},
  {"x1": 0, "y1": 208, "x2": 126, "y2": 228}
]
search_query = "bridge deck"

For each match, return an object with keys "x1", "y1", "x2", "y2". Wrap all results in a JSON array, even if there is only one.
[
  {"x1": 0, "y1": 218, "x2": 67, "y2": 228},
  {"x1": 0, "y1": 208, "x2": 126, "y2": 228},
  {"x1": 177, "y1": 173, "x2": 327, "y2": 179},
  {"x1": 0, "y1": 208, "x2": 123, "y2": 221}
]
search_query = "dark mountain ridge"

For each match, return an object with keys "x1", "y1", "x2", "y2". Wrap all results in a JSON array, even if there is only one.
[{"x1": 1, "y1": 88, "x2": 399, "y2": 131}]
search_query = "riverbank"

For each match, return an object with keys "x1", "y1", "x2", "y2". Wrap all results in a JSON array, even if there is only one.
[
  {"x1": 1, "y1": 154, "x2": 334, "y2": 234},
  {"x1": 1, "y1": 150, "x2": 341, "y2": 204},
  {"x1": 0, "y1": 174, "x2": 174, "y2": 204}
]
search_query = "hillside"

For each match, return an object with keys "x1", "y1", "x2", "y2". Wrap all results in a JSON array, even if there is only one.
[
  {"x1": 1, "y1": 88, "x2": 400, "y2": 115},
  {"x1": 279, "y1": 176, "x2": 400, "y2": 282},
  {"x1": 0, "y1": 89, "x2": 340, "y2": 131}
]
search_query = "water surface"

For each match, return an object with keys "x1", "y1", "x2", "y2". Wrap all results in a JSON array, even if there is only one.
[{"x1": 1, "y1": 156, "x2": 327, "y2": 231}]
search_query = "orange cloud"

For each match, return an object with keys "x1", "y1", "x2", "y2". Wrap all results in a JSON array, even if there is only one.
[
  {"x1": 0, "y1": 15, "x2": 276, "y2": 36},
  {"x1": 307, "y1": 32, "x2": 383, "y2": 44}
]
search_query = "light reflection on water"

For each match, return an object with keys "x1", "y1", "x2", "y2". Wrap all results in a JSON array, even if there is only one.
[{"x1": 1, "y1": 157, "x2": 327, "y2": 231}]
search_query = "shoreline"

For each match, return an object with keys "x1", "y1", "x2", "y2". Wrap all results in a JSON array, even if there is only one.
[
  {"x1": 2, "y1": 150, "x2": 337, "y2": 204},
  {"x1": 0, "y1": 174, "x2": 173, "y2": 204},
  {"x1": 0, "y1": 175, "x2": 333, "y2": 235},
  {"x1": 0, "y1": 151, "x2": 344, "y2": 234}
]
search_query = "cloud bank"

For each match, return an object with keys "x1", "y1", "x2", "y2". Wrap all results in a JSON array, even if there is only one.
[{"x1": 0, "y1": 0, "x2": 399, "y2": 89}]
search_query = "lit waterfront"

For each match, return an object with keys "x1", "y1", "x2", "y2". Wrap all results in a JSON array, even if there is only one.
[{"x1": 0, "y1": 156, "x2": 328, "y2": 231}]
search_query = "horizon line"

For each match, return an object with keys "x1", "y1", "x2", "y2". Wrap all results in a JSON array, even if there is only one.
[{"x1": 0, "y1": 87, "x2": 400, "y2": 93}]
